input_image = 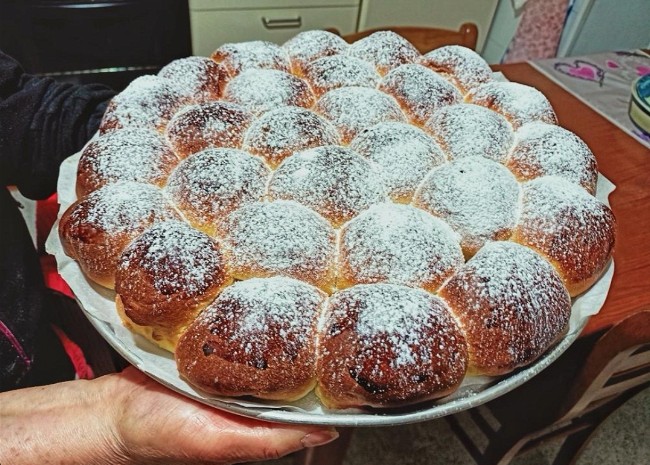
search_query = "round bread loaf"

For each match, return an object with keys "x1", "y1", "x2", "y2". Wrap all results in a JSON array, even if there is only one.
[{"x1": 58, "y1": 30, "x2": 616, "y2": 410}]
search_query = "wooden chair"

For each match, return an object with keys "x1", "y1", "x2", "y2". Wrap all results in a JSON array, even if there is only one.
[
  {"x1": 332, "y1": 23, "x2": 479, "y2": 53},
  {"x1": 446, "y1": 310, "x2": 650, "y2": 465}
]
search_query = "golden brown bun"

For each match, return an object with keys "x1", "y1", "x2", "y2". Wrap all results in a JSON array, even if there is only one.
[
  {"x1": 242, "y1": 106, "x2": 340, "y2": 168},
  {"x1": 76, "y1": 128, "x2": 180, "y2": 198},
  {"x1": 165, "y1": 101, "x2": 253, "y2": 159},
  {"x1": 98, "y1": 75, "x2": 190, "y2": 134},
  {"x1": 221, "y1": 200, "x2": 337, "y2": 292},
  {"x1": 349, "y1": 122, "x2": 446, "y2": 203},
  {"x1": 438, "y1": 241, "x2": 572, "y2": 376},
  {"x1": 158, "y1": 56, "x2": 229, "y2": 103},
  {"x1": 302, "y1": 54, "x2": 380, "y2": 97},
  {"x1": 337, "y1": 203, "x2": 463, "y2": 292},
  {"x1": 505, "y1": 122, "x2": 598, "y2": 195},
  {"x1": 418, "y1": 45, "x2": 493, "y2": 94},
  {"x1": 222, "y1": 68, "x2": 315, "y2": 115},
  {"x1": 283, "y1": 30, "x2": 349, "y2": 76},
  {"x1": 211, "y1": 40, "x2": 291, "y2": 77},
  {"x1": 176, "y1": 277, "x2": 326, "y2": 401},
  {"x1": 413, "y1": 157, "x2": 520, "y2": 259},
  {"x1": 510, "y1": 176, "x2": 616, "y2": 297},
  {"x1": 316, "y1": 283, "x2": 468, "y2": 409},
  {"x1": 58, "y1": 182, "x2": 179, "y2": 289},
  {"x1": 114, "y1": 221, "x2": 232, "y2": 351},
  {"x1": 315, "y1": 86, "x2": 406, "y2": 144},
  {"x1": 466, "y1": 81, "x2": 558, "y2": 130},
  {"x1": 347, "y1": 31, "x2": 420, "y2": 76},
  {"x1": 378, "y1": 63, "x2": 462, "y2": 126},
  {"x1": 423, "y1": 103, "x2": 514, "y2": 164},
  {"x1": 165, "y1": 148, "x2": 269, "y2": 237},
  {"x1": 267, "y1": 145, "x2": 387, "y2": 227}
]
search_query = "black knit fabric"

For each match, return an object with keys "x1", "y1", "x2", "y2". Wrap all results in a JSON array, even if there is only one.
[{"x1": 0, "y1": 50, "x2": 114, "y2": 390}]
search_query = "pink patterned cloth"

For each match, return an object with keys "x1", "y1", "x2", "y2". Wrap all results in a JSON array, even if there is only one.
[{"x1": 503, "y1": 0, "x2": 571, "y2": 63}]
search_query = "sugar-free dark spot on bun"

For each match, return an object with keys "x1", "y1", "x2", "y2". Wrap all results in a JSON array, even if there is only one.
[{"x1": 176, "y1": 276, "x2": 326, "y2": 401}]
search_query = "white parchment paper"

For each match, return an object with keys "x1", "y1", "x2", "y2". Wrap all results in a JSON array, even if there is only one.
[{"x1": 46, "y1": 150, "x2": 616, "y2": 426}]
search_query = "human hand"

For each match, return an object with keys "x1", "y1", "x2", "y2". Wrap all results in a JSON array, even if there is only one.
[{"x1": 0, "y1": 366, "x2": 337, "y2": 465}]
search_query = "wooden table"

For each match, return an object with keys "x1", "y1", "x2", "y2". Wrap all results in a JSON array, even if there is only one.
[{"x1": 497, "y1": 62, "x2": 650, "y2": 337}]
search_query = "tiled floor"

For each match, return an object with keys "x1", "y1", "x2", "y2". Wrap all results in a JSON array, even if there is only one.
[{"x1": 254, "y1": 387, "x2": 650, "y2": 465}]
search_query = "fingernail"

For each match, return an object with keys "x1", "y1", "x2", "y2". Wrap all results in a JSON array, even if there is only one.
[{"x1": 301, "y1": 429, "x2": 339, "y2": 448}]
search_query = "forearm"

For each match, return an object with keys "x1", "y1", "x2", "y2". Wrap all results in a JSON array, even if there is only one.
[{"x1": 0, "y1": 377, "x2": 127, "y2": 465}]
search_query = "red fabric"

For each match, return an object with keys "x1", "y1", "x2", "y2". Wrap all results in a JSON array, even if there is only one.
[
  {"x1": 35, "y1": 193, "x2": 74, "y2": 297},
  {"x1": 51, "y1": 324, "x2": 95, "y2": 380}
]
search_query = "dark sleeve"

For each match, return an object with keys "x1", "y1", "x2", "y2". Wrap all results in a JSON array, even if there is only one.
[{"x1": 0, "y1": 50, "x2": 115, "y2": 200}]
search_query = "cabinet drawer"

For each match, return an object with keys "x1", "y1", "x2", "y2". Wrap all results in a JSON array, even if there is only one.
[{"x1": 190, "y1": 6, "x2": 359, "y2": 56}]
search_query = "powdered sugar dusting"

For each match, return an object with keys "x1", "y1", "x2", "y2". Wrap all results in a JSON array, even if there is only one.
[
  {"x1": 211, "y1": 40, "x2": 291, "y2": 76},
  {"x1": 350, "y1": 122, "x2": 446, "y2": 201},
  {"x1": 66, "y1": 181, "x2": 176, "y2": 234},
  {"x1": 165, "y1": 101, "x2": 253, "y2": 157},
  {"x1": 379, "y1": 63, "x2": 462, "y2": 125},
  {"x1": 283, "y1": 30, "x2": 348, "y2": 71},
  {"x1": 414, "y1": 157, "x2": 521, "y2": 255},
  {"x1": 425, "y1": 103, "x2": 515, "y2": 163},
  {"x1": 347, "y1": 31, "x2": 420, "y2": 75},
  {"x1": 507, "y1": 122, "x2": 598, "y2": 194},
  {"x1": 516, "y1": 176, "x2": 615, "y2": 285},
  {"x1": 316, "y1": 86, "x2": 406, "y2": 143},
  {"x1": 77, "y1": 128, "x2": 179, "y2": 195},
  {"x1": 324, "y1": 284, "x2": 466, "y2": 375},
  {"x1": 118, "y1": 220, "x2": 226, "y2": 298},
  {"x1": 243, "y1": 106, "x2": 340, "y2": 168},
  {"x1": 196, "y1": 276, "x2": 325, "y2": 364},
  {"x1": 304, "y1": 54, "x2": 380, "y2": 97},
  {"x1": 468, "y1": 81, "x2": 558, "y2": 129},
  {"x1": 165, "y1": 148, "x2": 269, "y2": 234},
  {"x1": 100, "y1": 75, "x2": 189, "y2": 133},
  {"x1": 267, "y1": 145, "x2": 387, "y2": 226},
  {"x1": 223, "y1": 200, "x2": 336, "y2": 288},
  {"x1": 158, "y1": 56, "x2": 227, "y2": 102},
  {"x1": 224, "y1": 68, "x2": 314, "y2": 114},
  {"x1": 440, "y1": 241, "x2": 571, "y2": 371},
  {"x1": 339, "y1": 203, "x2": 463, "y2": 291},
  {"x1": 419, "y1": 45, "x2": 493, "y2": 94}
]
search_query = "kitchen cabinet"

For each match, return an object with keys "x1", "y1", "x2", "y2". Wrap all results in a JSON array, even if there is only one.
[
  {"x1": 189, "y1": 0, "x2": 360, "y2": 56},
  {"x1": 189, "y1": 0, "x2": 500, "y2": 56}
]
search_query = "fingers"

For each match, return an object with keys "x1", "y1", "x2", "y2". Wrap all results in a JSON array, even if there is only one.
[
  {"x1": 211, "y1": 421, "x2": 339, "y2": 463},
  {"x1": 107, "y1": 368, "x2": 339, "y2": 464}
]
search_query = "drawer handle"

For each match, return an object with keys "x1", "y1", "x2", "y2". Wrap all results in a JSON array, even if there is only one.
[{"x1": 262, "y1": 16, "x2": 302, "y2": 29}]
